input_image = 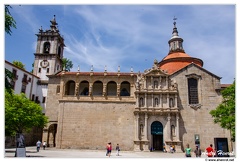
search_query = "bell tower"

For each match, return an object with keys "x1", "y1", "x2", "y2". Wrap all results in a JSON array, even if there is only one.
[{"x1": 33, "y1": 15, "x2": 65, "y2": 81}]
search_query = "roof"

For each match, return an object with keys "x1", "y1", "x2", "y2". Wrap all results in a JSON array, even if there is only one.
[{"x1": 56, "y1": 71, "x2": 138, "y2": 76}]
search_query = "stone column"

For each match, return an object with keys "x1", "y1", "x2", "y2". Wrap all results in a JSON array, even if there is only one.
[
  {"x1": 176, "y1": 113, "x2": 180, "y2": 141},
  {"x1": 151, "y1": 76, "x2": 153, "y2": 89},
  {"x1": 167, "y1": 94, "x2": 169, "y2": 108},
  {"x1": 167, "y1": 113, "x2": 171, "y2": 141},
  {"x1": 136, "y1": 94, "x2": 139, "y2": 107},
  {"x1": 174, "y1": 94, "x2": 178, "y2": 108},
  {"x1": 134, "y1": 113, "x2": 141, "y2": 151},
  {"x1": 143, "y1": 113, "x2": 148, "y2": 140},
  {"x1": 144, "y1": 76, "x2": 147, "y2": 89},
  {"x1": 159, "y1": 76, "x2": 161, "y2": 89},
  {"x1": 142, "y1": 113, "x2": 149, "y2": 151},
  {"x1": 166, "y1": 76, "x2": 168, "y2": 89},
  {"x1": 145, "y1": 93, "x2": 147, "y2": 108},
  {"x1": 134, "y1": 114, "x2": 139, "y2": 140},
  {"x1": 160, "y1": 94, "x2": 163, "y2": 108},
  {"x1": 152, "y1": 94, "x2": 154, "y2": 107}
]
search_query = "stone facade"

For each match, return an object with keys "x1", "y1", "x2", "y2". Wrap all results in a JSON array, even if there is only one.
[{"x1": 38, "y1": 16, "x2": 232, "y2": 152}]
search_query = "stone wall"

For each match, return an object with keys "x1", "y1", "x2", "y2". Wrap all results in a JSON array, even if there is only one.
[
  {"x1": 56, "y1": 101, "x2": 135, "y2": 150},
  {"x1": 170, "y1": 64, "x2": 231, "y2": 151}
]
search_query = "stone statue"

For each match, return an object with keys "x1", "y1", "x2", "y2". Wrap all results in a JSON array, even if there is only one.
[{"x1": 16, "y1": 133, "x2": 25, "y2": 148}]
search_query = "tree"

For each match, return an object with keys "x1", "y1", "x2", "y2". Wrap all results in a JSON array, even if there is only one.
[
  {"x1": 5, "y1": 89, "x2": 48, "y2": 137},
  {"x1": 5, "y1": 5, "x2": 16, "y2": 35},
  {"x1": 62, "y1": 58, "x2": 73, "y2": 72},
  {"x1": 13, "y1": 60, "x2": 26, "y2": 70},
  {"x1": 210, "y1": 81, "x2": 235, "y2": 142},
  {"x1": 5, "y1": 68, "x2": 13, "y2": 92}
]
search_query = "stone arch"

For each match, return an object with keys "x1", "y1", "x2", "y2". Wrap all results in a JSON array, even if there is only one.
[
  {"x1": 65, "y1": 80, "x2": 75, "y2": 95},
  {"x1": 93, "y1": 80, "x2": 103, "y2": 96},
  {"x1": 79, "y1": 80, "x2": 89, "y2": 96},
  {"x1": 120, "y1": 81, "x2": 130, "y2": 96},
  {"x1": 43, "y1": 42, "x2": 50, "y2": 53},
  {"x1": 151, "y1": 121, "x2": 164, "y2": 151},
  {"x1": 107, "y1": 81, "x2": 117, "y2": 96},
  {"x1": 47, "y1": 124, "x2": 57, "y2": 147}
]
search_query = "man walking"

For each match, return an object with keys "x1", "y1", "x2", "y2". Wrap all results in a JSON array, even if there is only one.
[{"x1": 36, "y1": 140, "x2": 41, "y2": 152}]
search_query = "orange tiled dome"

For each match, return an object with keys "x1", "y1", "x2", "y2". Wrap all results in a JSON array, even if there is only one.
[
  {"x1": 159, "y1": 52, "x2": 203, "y2": 74},
  {"x1": 158, "y1": 20, "x2": 203, "y2": 74}
]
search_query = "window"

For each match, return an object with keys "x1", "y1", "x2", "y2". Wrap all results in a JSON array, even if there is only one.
[
  {"x1": 11, "y1": 80, "x2": 15, "y2": 89},
  {"x1": 42, "y1": 97, "x2": 46, "y2": 103},
  {"x1": 21, "y1": 84, "x2": 26, "y2": 93},
  {"x1": 47, "y1": 68, "x2": 50, "y2": 73},
  {"x1": 169, "y1": 98, "x2": 174, "y2": 108},
  {"x1": 12, "y1": 69, "x2": 18, "y2": 79},
  {"x1": 22, "y1": 74, "x2": 28, "y2": 83},
  {"x1": 188, "y1": 78, "x2": 198, "y2": 104},
  {"x1": 32, "y1": 94, "x2": 35, "y2": 101},
  {"x1": 38, "y1": 68, "x2": 41, "y2": 73},
  {"x1": 43, "y1": 42, "x2": 50, "y2": 53},
  {"x1": 155, "y1": 98, "x2": 159, "y2": 107},
  {"x1": 139, "y1": 97, "x2": 144, "y2": 107},
  {"x1": 154, "y1": 81, "x2": 158, "y2": 89},
  {"x1": 35, "y1": 96, "x2": 40, "y2": 103}
]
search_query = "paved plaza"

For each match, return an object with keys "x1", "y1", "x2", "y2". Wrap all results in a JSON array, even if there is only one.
[
  {"x1": 4, "y1": 146, "x2": 197, "y2": 158},
  {"x1": 4, "y1": 146, "x2": 236, "y2": 160}
]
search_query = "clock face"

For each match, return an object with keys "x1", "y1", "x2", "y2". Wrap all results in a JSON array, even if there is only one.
[{"x1": 41, "y1": 60, "x2": 49, "y2": 68}]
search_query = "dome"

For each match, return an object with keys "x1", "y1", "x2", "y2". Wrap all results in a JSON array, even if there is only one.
[{"x1": 158, "y1": 19, "x2": 203, "y2": 74}]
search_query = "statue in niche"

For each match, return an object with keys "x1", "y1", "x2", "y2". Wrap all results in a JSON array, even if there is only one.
[
  {"x1": 136, "y1": 72, "x2": 144, "y2": 90},
  {"x1": 170, "y1": 79, "x2": 178, "y2": 90}
]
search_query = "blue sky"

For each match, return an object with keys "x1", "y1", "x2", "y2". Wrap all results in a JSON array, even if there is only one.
[{"x1": 4, "y1": 4, "x2": 236, "y2": 84}]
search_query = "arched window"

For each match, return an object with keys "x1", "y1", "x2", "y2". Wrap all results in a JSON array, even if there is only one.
[
  {"x1": 154, "y1": 81, "x2": 158, "y2": 89},
  {"x1": 65, "y1": 80, "x2": 75, "y2": 95},
  {"x1": 43, "y1": 42, "x2": 50, "y2": 53},
  {"x1": 188, "y1": 78, "x2": 198, "y2": 104},
  {"x1": 93, "y1": 81, "x2": 103, "y2": 96},
  {"x1": 107, "y1": 81, "x2": 117, "y2": 96},
  {"x1": 155, "y1": 98, "x2": 159, "y2": 107},
  {"x1": 79, "y1": 81, "x2": 89, "y2": 96},
  {"x1": 120, "y1": 81, "x2": 130, "y2": 96},
  {"x1": 139, "y1": 97, "x2": 144, "y2": 107},
  {"x1": 169, "y1": 98, "x2": 174, "y2": 108}
]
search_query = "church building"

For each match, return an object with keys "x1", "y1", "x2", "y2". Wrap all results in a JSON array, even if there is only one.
[{"x1": 33, "y1": 16, "x2": 232, "y2": 152}]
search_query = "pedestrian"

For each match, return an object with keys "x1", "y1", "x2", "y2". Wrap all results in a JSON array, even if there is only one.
[
  {"x1": 206, "y1": 144, "x2": 214, "y2": 157},
  {"x1": 106, "y1": 142, "x2": 112, "y2": 157},
  {"x1": 170, "y1": 145, "x2": 174, "y2": 153},
  {"x1": 194, "y1": 145, "x2": 202, "y2": 157},
  {"x1": 116, "y1": 144, "x2": 120, "y2": 156},
  {"x1": 172, "y1": 145, "x2": 175, "y2": 152},
  {"x1": 163, "y1": 145, "x2": 167, "y2": 153},
  {"x1": 36, "y1": 140, "x2": 42, "y2": 152},
  {"x1": 43, "y1": 141, "x2": 46, "y2": 150},
  {"x1": 185, "y1": 144, "x2": 191, "y2": 157}
]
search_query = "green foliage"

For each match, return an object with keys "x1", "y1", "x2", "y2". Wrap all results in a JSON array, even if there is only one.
[
  {"x1": 62, "y1": 58, "x2": 73, "y2": 72},
  {"x1": 210, "y1": 81, "x2": 235, "y2": 141},
  {"x1": 5, "y1": 89, "x2": 48, "y2": 136},
  {"x1": 13, "y1": 60, "x2": 25, "y2": 70},
  {"x1": 5, "y1": 68, "x2": 13, "y2": 92},
  {"x1": 5, "y1": 5, "x2": 16, "y2": 35}
]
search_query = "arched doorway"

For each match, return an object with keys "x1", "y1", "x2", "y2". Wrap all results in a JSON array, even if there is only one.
[
  {"x1": 151, "y1": 121, "x2": 163, "y2": 151},
  {"x1": 47, "y1": 124, "x2": 57, "y2": 147}
]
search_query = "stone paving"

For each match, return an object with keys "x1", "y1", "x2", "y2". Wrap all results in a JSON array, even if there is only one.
[{"x1": 4, "y1": 146, "x2": 236, "y2": 160}]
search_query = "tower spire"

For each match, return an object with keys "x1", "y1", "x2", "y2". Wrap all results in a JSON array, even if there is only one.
[
  {"x1": 168, "y1": 17, "x2": 185, "y2": 54},
  {"x1": 50, "y1": 15, "x2": 59, "y2": 32}
]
